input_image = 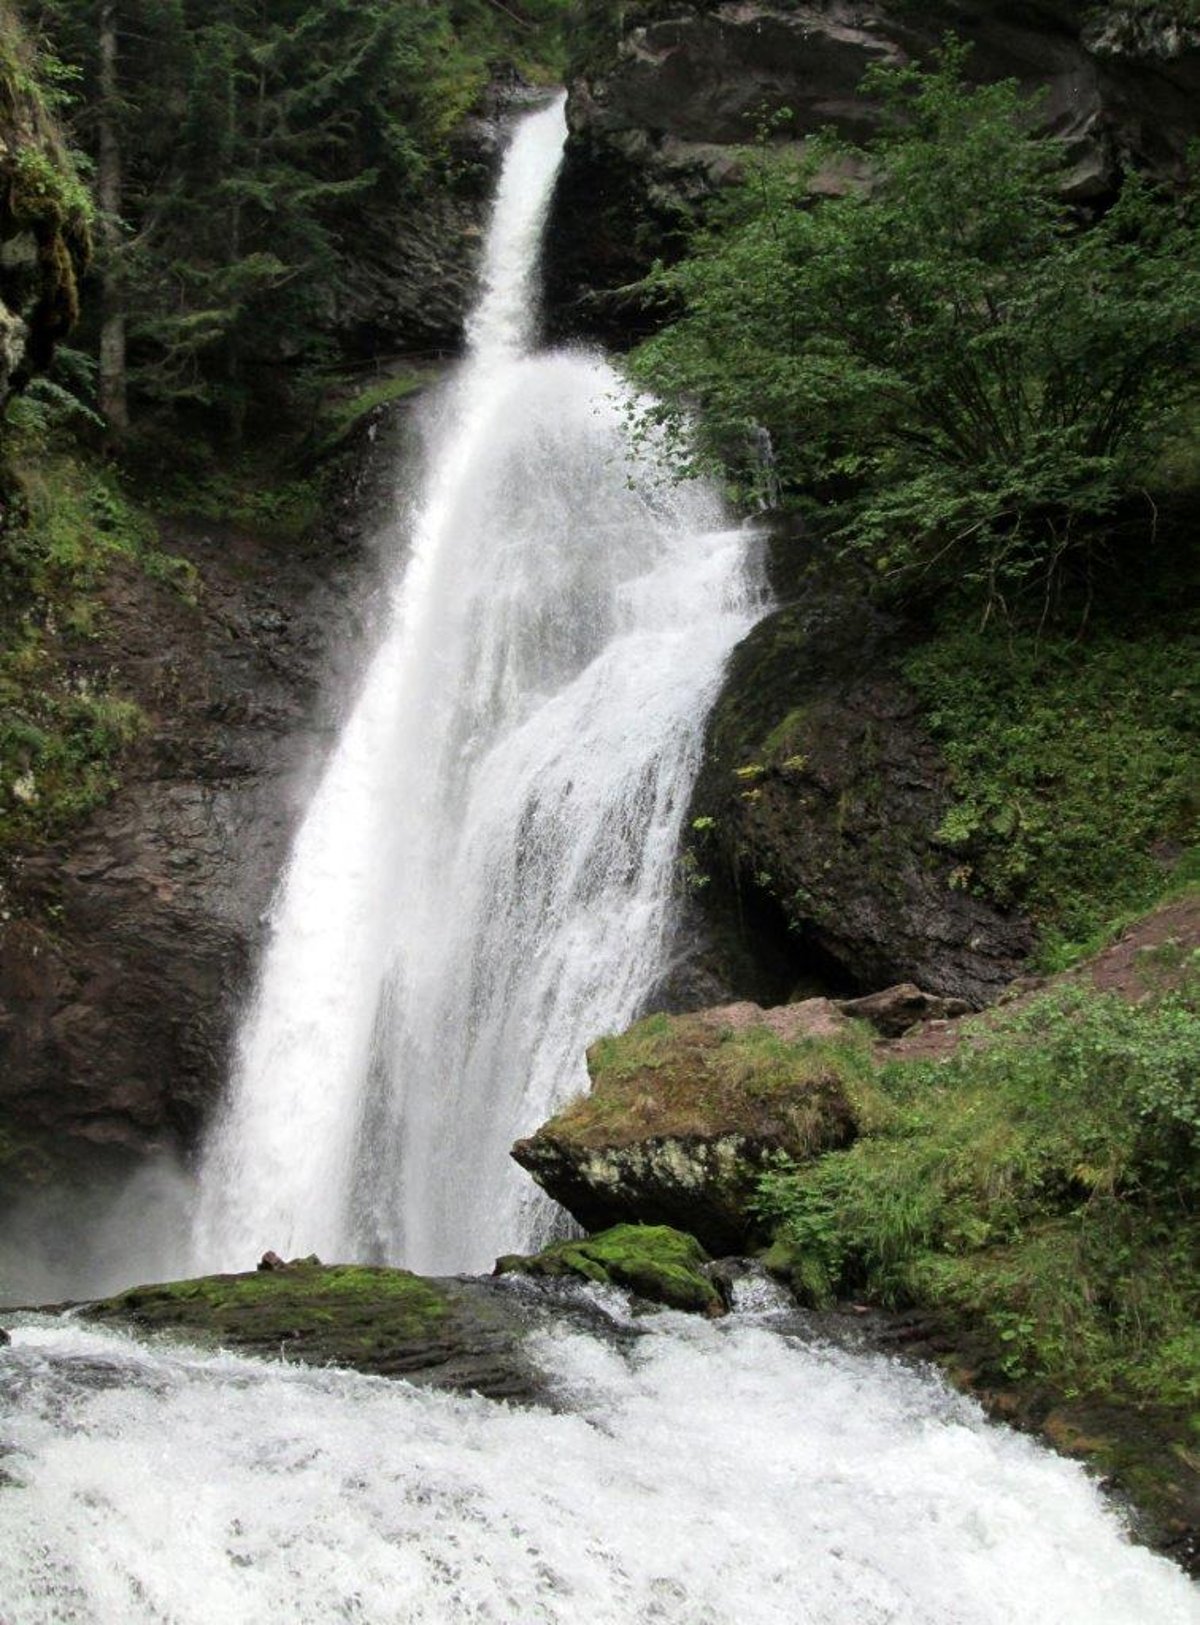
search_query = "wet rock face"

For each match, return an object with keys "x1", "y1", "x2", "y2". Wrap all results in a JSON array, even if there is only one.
[
  {"x1": 687, "y1": 582, "x2": 1033, "y2": 1005},
  {"x1": 544, "y1": 0, "x2": 1200, "y2": 344},
  {"x1": 0, "y1": 411, "x2": 410, "y2": 1176}
]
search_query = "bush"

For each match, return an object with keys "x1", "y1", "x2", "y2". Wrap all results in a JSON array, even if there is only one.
[{"x1": 631, "y1": 43, "x2": 1200, "y2": 613}]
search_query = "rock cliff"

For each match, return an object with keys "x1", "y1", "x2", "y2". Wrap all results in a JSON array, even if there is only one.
[
  {"x1": 0, "y1": 408, "x2": 409, "y2": 1190},
  {"x1": 544, "y1": 0, "x2": 1200, "y2": 343}
]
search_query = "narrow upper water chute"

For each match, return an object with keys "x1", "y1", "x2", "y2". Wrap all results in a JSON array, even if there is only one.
[{"x1": 192, "y1": 95, "x2": 763, "y2": 1274}]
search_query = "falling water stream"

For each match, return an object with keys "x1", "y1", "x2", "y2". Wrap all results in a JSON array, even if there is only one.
[
  {"x1": 2, "y1": 99, "x2": 1198, "y2": 1623},
  {"x1": 191, "y1": 94, "x2": 760, "y2": 1276}
]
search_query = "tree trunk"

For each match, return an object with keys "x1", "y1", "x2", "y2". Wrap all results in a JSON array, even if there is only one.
[{"x1": 97, "y1": 0, "x2": 128, "y2": 437}]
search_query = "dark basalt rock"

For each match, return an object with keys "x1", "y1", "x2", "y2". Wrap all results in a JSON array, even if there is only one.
[{"x1": 83, "y1": 1262, "x2": 598, "y2": 1402}]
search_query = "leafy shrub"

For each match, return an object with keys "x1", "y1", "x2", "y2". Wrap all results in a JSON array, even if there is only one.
[{"x1": 631, "y1": 44, "x2": 1200, "y2": 612}]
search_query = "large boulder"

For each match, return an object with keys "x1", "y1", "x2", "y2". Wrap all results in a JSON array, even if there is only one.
[
  {"x1": 85, "y1": 1258, "x2": 599, "y2": 1402},
  {"x1": 512, "y1": 1000, "x2": 863, "y2": 1253}
]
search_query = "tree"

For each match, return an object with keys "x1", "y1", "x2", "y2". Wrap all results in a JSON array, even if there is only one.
[
  {"x1": 29, "y1": 0, "x2": 572, "y2": 442},
  {"x1": 631, "y1": 44, "x2": 1200, "y2": 614}
]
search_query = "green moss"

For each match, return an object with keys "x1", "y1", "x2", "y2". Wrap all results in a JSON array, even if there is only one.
[
  {"x1": 154, "y1": 458, "x2": 322, "y2": 542},
  {"x1": 0, "y1": 3, "x2": 92, "y2": 379},
  {"x1": 560, "y1": 1010, "x2": 873, "y2": 1152},
  {"x1": 497, "y1": 1224, "x2": 723, "y2": 1315},
  {"x1": 314, "y1": 364, "x2": 444, "y2": 455},
  {"x1": 905, "y1": 625, "x2": 1200, "y2": 964},
  {"x1": 87, "y1": 1263, "x2": 452, "y2": 1367}
]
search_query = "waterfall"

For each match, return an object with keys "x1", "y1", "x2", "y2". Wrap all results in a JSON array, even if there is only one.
[{"x1": 191, "y1": 96, "x2": 762, "y2": 1275}]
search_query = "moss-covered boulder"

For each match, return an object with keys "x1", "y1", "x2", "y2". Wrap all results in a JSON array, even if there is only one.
[
  {"x1": 495, "y1": 1223, "x2": 724, "y2": 1316},
  {"x1": 512, "y1": 1004, "x2": 869, "y2": 1253},
  {"x1": 85, "y1": 1261, "x2": 551, "y2": 1399}
]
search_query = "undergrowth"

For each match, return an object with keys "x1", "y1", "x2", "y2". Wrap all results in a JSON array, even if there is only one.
[
  {"x1": 0, "y1": 439, "x2": 191, "y2": 853},
  {"x1": 904, "y1": 625, "x2": 1200, "y2": 966},
  {"x1": 755, "y1": 961, "x2": 1200, "y2": 1408}
]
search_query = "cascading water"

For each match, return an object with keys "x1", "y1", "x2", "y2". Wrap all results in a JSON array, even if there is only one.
[
  {"x1": 191, "y1": 96, "x2": 761, "y2": 1275},
  {"x1": 3, "y1": 1304, "x2": 1199, "y2": 1623}
]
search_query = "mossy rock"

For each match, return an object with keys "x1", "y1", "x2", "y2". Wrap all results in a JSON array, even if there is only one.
[
  {"x1": 496, "y1": 1224, "x2": 724, "y2": 1316},
  {"x1": 87, "y1": 1263, "x2": 450, "y2": 1367},
  {"x1": 513, "y1": 1010, "x2": 868, "y2": 1252},
  {"x1": 84, "y1": 1261, "x2": 581, "y2": 1401}
]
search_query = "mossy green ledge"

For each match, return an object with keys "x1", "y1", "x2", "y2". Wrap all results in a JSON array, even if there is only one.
[
  {"x1": 512, "y1": 1003, "x2": 870, "y2": 1254},
  {"x1": 85, "y1": 1261, "x2": 547, "y2": 1400},
  {"x1": 495, "y1": 1223, "x2": 725, "y2": 1316}
]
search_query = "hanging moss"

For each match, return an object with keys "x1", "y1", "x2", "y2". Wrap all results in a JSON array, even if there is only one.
[{"x1": 0, "y1": 3, "x2": 91, "y2": 402}]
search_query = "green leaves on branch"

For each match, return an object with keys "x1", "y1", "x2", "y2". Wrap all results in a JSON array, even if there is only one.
[{"x1": 631, "y1": 43, "x2": 1200, "y2": 610}]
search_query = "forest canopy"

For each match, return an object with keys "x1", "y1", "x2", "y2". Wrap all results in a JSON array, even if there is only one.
[{"x1": 24, "y1": 0, "x2": 570, "y2": 440}]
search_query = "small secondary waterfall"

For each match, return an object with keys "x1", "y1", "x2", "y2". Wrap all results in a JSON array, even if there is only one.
[{"x1": 192, "y1": 97, "x2": 761, "y2": 1274}]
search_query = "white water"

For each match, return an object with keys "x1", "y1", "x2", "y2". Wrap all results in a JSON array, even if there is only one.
[
  {"x1": 2, "y1": 1309, "x2": 1196, "y2": 1624},
  {"x1": 191, "y1": 95, "x2": 760, "y2": 1276}
]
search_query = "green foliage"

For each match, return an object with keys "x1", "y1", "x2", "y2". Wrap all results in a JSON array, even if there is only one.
[
  {"x1": 156, "y1": 458, "x2": 322, "y2": 542},
  {"x1": 313, "y1": 363, "x2": 442, "y2": 454},
  {"x1": 904, "y1": 625, "x2": 1200, "y2": 955},
  {"x1": 631, "y1": 44, "x2": 1200, "y2": 611},
  {"x1": 754, "y1": 967, "x2": 1200, "y2": 1404},
  {"x1": 0, "y1": 1, "x2": 91, "y2": 389}
]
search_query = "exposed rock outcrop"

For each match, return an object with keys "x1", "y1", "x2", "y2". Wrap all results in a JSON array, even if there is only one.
[
  {"x1": 0, "y1": 406, "x2": 412, "y2": 1183},
  {"x1": 685, "y1": 579, "x2": 1034, "y2": 1005},
  {"x1": 545, "y1": 0, "x2": 1200, "y2": 344}
]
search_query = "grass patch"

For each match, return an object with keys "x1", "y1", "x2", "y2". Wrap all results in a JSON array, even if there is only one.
[
  {"x1": 905, "y1": 625, "x2": 1200, "y2": 965},
  {"x1": 558, "y1": 1011, "x2": 875, "y2": 1151},
  {"x1": 755, "y1": 962, "x2": 1200, "y2": 1409}
]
